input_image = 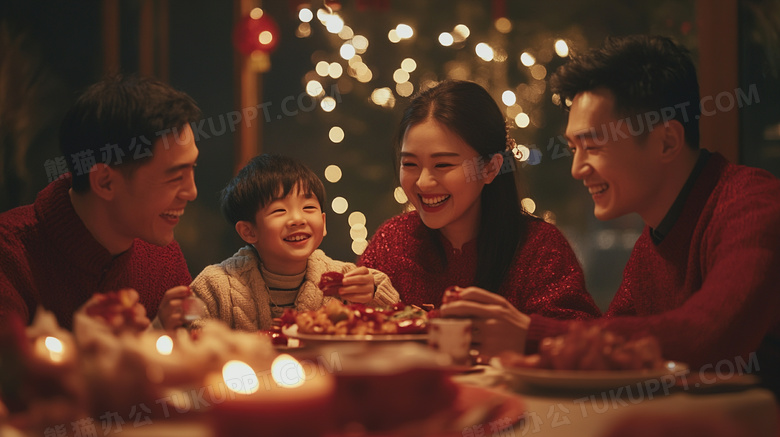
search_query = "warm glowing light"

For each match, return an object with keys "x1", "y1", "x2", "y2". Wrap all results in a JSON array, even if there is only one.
[
  {"x1": 350, "y1": 224, "x2": 368, "y2": 240},
  {"x1": 502, "y1": 90, "x2": 517, "y2": 106},
  {"x1": 316, "y1": 8, "x2": 329, "y2": 23},
  {"x1": 332, "y1": 197, "x2": 348, "y2": 214},
  {"x1": 340, "y1": 43, "x2": 356, "y2": 60},
  {"x1": 348, "y1": 211, "x2": 366, "y2": 226},
  {"x1": 320, "y1": 96, "x2": 337, "y2": 112},
  {"x1": 325, "y1": 14, "x2": 345, "y2": 34},
  {"x1": 475, "y1": 43, "x2": 494, "y2": 61},
  {"x1": 329, "y1": 126, "x2": 345, "y2": 143},
  {"x1": 551, "y1": 93, "x2": 561, "y2": 106},
  {"x1": 371, "y1": 87, "x2": 393, "y2": 106},
  {"x1": 356, "y1": 68, "x2": 373, "y2": 83},
  {"x1": 554, "y1": 39, "x2": 569, "y2": 57},
  {"x1": 306, "y1": 80, "x2": 324, "y2": 97},
  {"x1": 296, "y1": 23, "x2": 311, "y2": 38},
  {"x1": 530, "y1": 64, "x2": 547, "y2": 80},
  {"x1": 352, "y1": 35, "x2": 369, "y2": 52},
  {"x1": 495, "y1": 17, "x2": 512, "y2": 33},
  {"x1": 298, "y1": 8, "x2": 313, "y2": 23},
  {"x1": 315, "y1": 61, "x2": 329, "y2": 76},
  {"x1": 258, "y1": 31, "x2": 273, "y2": 45},
  {"x1": 222, "y1": 360, "x2": 259, "y2": 395},
  {"x1": 521, "y1": 198, "x2": 537, "y2": 214},
  {"x1": 352, "y1": 240, "x2": 368, "y2": 256},
  {"x1": 400, "y1": 58, "x2": 417, "y2": 72},
  {"x1": 328, "y1": 62, "x2": 343, "y2": 79},
  {"x1": 564, "y1": 98, "x2": 572, "y2": 107},
  {"x1": 338, "y1": 25, "x2": 354, "y2": 40},
  {"x1": 324, "y1": 165, "x2": 342, "y2": 182},
  {"x1": 439, "y1": 32, "x2": 454, "y2": 46},
  {"x1": 250, "y1": 8, "x2": 264, "y2": 19},
  {"x1": 271, "y1": 354, "x2": 305, "y2": 388},
  {"x1": 394, "y1": 186, "x2": 408, "y2": 204},
  {"x1": 156, "y1": 335, "x2": 173, "y2": 356},
  {"x1": 393, "y1": 68, "x2": 410, "y2": 84},
  {"x1": 396, "y1": 24, "x2": 413, "y2": 39},
  {"x1": 388, "y1": 29, "x2": 401, "y2": 43},
  {"x1": 515, "y1": 112, "x2": 530, "y2": 128},
  {"x1": 396, "y1": 82, "x2": 414, "y2": 97},
  {"x1": 44, "y1": 336, "x2": 64, "y2": 362},
  {"x1": 513, "y1": 144, "x2": 530, "y2": 162},
  {"x1": 520, "y1": 52, "x2": 536, "y2": 67},
  {"x1": 453, "y1": 24, "x2": 470, "y2": 41}
]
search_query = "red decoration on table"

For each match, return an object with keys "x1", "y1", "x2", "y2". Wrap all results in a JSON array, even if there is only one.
[
  {"x1": 233, "y1": 10, "x2": 280, "y2": 55},
  {"x1": 318, "y1": 271, "x2": 344, "y2": 296}
]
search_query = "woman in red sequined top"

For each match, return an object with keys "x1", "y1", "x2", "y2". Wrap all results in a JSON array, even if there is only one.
[{"x1": 358, "y1": 81, "x2": 601, "y2": 351}]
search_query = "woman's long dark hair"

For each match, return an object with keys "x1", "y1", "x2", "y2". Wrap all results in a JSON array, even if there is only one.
[{"x1": 394, "y1": 80, "x2": 530, "y2": 293}]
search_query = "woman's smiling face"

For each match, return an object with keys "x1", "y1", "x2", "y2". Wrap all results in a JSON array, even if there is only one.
[{"x1": 400, "y1": 119, "x2": 494, "y2": 246}]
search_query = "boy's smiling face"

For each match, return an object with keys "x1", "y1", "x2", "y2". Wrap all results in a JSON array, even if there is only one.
[{"x1": 238, "y1": 183, "x2": 326, "y2": 275}]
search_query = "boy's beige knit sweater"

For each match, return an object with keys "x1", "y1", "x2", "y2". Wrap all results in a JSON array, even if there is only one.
[{"x1": 191, "y1": 246, "x2": 399, "y2": 331}]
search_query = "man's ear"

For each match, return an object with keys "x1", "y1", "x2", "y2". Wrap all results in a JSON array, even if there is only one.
[
  {"x1": 321, "y1": 212, "x2": 327, "y2": 238},
  {"x1": 659, "y1": 119, "x2": 687, "y2": 163},
  {"x1": 235, "y1": 220, "x2": 258, "y2": 244},
  {"x1": 89, "y1": 163, "x2": 117, "y2": 201},
  {"x1": 483, "y1": 153, "x2": 504, "y2": 184}
]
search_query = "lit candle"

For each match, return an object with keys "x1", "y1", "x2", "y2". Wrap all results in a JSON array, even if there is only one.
[
  {"x1": 33, "y1": 335, "x2": 71, "y2": 365},
  {"x1": 211, "y1": 355, "x2": 335, "y2": 437},
  {"x1": 155, "y1": 335, "x2": 174, "y2": 356}
]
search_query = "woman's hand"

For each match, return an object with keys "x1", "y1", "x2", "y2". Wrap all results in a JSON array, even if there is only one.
[
  {"x1": 338, "y1": 267, "x2": 375, "y2": 304},
  {"x1": 156, "y1": 285, "x2": 192, "y2": 330},
  {"x1": 440, "y1": 286, "x2": 530, "y2": 356}
]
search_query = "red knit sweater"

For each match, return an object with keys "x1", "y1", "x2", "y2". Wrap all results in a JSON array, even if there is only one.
[
  {"x1": 529, "y1": 153, "x2": 780, "y2": 370},
  {"x1": 0, "y1": 175, "x2": 192, "y2": 329},
  {"x1": 358, "y1": 211, "x2": 601, "y2": 320}
]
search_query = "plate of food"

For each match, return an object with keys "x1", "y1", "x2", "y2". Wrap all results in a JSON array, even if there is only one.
[
  {"x1": 495, "y1": 322, "x2": 689, "y2": 391},
  {"x1": 279, "y1": 299, "x2": 429, "y2": 343}
]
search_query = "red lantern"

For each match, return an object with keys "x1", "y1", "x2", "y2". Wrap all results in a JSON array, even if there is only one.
[{"x1": 233, "y1": 9, "x2": 280, "y2": 55}]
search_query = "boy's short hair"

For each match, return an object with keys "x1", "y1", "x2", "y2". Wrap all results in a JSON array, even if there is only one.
[
  {"x1": 220, "y1": 154, "x2": 327, "y2": 225},
  {"x1": 60, "y1": 74, "x2": 202, "y2": 192}
]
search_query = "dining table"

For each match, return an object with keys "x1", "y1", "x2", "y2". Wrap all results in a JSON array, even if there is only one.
[{"x1": 53, "y1": 342, "x2": 776, "y2": 437}]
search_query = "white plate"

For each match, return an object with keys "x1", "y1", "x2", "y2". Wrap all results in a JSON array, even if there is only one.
[
  {"x1": 495, "y1": 359, "x2": 689, "y2": 391},
  {"x1": 281, "y1": 324, "x2": 428, "y2": 343}
]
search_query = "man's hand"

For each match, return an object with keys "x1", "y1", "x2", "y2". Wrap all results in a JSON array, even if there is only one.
[
  {"x1": 80, "y1": 288, "x2": 150, "y2": 333},
  {"x1": 338, "y1": 267, "x2": 375, "y2": 304},
  {"x1": 156, "y1": 286, "x2": 192, "y2": 330},
  {"x1": 440, "y1": 286, "x2": 530, "y2": 356}
]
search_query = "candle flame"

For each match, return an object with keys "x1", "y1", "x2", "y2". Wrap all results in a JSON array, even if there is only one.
[
  {"x1": 156, "y1": 335, "x2": 174, "y2": 355},
  {"x1": 44, "y1": 336, "x2": 64, "y2": 363},
  {"x1": 271, "y1": 354, "x2": 305, "y2": 388},
  {"x1": 222, "y1": 360, "x2": 260, "y2": 395}
]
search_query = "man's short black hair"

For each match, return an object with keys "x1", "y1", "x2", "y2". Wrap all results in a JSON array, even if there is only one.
[
  {"x1": 550, "y1": 35, "x2": 700, "y2": 148},
  {"x1": 59, "y1": 74, "x2": 202, "y2": 192}
]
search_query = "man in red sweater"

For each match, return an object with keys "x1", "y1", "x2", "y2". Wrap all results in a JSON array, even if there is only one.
[
  {"x1": 0, "y1": 75, "x2": 202, "y2": 330},
  {"x1": 442, "y1": 36, "x2": 780, "y2": 387}
]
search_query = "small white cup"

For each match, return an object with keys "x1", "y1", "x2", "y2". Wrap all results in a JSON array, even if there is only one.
[
  {"x1": 181, "y1": 295, "x2": 208, "y2": 322},
  {"x1": 428, "y1": 318, "x2": 472, "y2": 365}
]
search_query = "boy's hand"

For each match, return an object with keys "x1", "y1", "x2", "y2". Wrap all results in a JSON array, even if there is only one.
[
  {"x1": 156, "y1": 286, "x2": 192, "y2": 330},
  {"x1": 338, "y1": 267, "x2": 375, "y2": 304}
]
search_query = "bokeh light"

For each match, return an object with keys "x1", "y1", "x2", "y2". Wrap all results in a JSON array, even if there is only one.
[
  {"x1": 324, "y1": 165, "x2": 342, "y2": 183},
  {"x1": 329, "y1": 126, "x2": 345, "y2": 143},
  {"x1": 332, "y1": 197, "x2": 348, "y2": 214},
  {"x1": 555, "y1": 39, "x2": 569, "y2": 57}
]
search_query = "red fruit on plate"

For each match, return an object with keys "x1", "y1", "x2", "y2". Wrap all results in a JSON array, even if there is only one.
[{"x1": 318, "y1": 271, "x2": 344, "y2": 296}]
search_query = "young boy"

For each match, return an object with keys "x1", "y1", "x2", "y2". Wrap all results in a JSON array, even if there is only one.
[{"x1": 191, "y1": 154, "x2": 399, "y2": 331}]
